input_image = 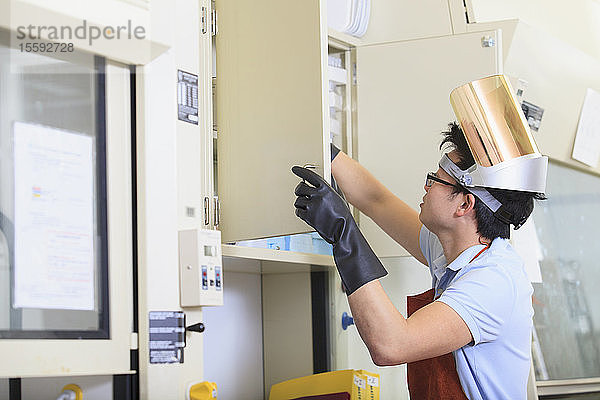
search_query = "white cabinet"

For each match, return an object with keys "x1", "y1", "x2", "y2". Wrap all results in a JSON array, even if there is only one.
[
  {"x1": 214, "y1": 25, "x2": 501, "y2": 252},
  {"x1": 173, "y1": 0, "x2": 215, "y2": 232},
  {"x1": 355, "y1": 29, "x2": 502, "y2": 257},
  {"x1": 214, "y1": 0, "x2": 331, "y2": 242},
  {"x1": 213, "y1": 0, "x2": 494, "y2": 245}
]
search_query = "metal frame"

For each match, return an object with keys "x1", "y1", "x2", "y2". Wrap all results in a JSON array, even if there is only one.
[
  {"x1": 0, "y1": 56, "x2": 110, "y2": 340},
  {"x1": 532, "y1": 158, "x2": 600, "y2": 396},
  {"x1": 537, "y1": 378, "x2": 600, "y2": 396}
]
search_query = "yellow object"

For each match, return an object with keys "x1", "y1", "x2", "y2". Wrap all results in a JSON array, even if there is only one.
[
  {"x1": 356, "y1": 370, "x2": 380, "y2": 400},
  {"x1": 189, "y1": 381, "x2": 218, "y2": 400},
  {"x1": 269, "y1": 370, "x2": 380, "y2": 400},
  {"x1": 61, "y1": 384, "x2": 83, "y2": 400}
]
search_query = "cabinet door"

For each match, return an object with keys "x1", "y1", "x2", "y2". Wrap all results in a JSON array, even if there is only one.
[
  {"x1": 0, "y1": 54, "x2": 133, "y2": 376},
  {"x1": 355, "y1": 30, "x2": 502, "y2": 257},
  {"x1": 174, "y1": 0, "x2": 212, "y2": 232},
  {"x1": 215, "y1": 0, "x2": 330, "y2": 242}
]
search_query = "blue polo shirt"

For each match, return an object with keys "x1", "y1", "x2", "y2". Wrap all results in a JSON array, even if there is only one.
[{"x1": 419, "y1": 225, "x2": 534, "y2": 400}]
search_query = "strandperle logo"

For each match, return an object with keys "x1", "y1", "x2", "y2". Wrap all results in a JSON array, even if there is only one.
[{"x1": 16, "y1": 20, "x2": 146, "y2": 45}]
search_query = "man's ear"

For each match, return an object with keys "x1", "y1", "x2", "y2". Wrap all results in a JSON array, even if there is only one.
[{"x1": 457, "y1": 193, "x2": 476, "y2": 216}]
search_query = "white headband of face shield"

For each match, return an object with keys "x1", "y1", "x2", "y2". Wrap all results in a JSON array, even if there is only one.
[{"x1": 439, "y1": 154, "x2": 526, "y2": 229}]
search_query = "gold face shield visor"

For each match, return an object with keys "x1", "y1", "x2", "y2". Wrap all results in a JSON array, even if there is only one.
[{"x1": 449, "y1": 75, "x2": 547, "y2": 193}]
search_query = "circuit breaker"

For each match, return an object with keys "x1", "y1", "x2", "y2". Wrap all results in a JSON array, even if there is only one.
[{"x1": 178, "y1": 229, "x2": 223, "y2": 306}]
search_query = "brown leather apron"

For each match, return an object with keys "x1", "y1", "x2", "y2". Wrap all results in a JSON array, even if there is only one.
[{"x1": 406, "y1": 245, "x2": 489, "y2": 399}]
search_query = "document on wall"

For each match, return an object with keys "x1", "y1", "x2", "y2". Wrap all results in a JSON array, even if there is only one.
[
  {"x1": 13, "y1": 121, "x2": 95, "y2": 311},
  {"x1": 572, "y1": 88, "x2": 600, "y2": 167},
  {"x1": 512, "y1": 218, "x2": 543, "y2": 283}
]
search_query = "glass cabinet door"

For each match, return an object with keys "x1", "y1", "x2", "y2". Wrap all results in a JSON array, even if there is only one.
[
  {"x1": 0, "y1": 28, "x2": 133, "y2": 377},
  {"x1": 0, "y1": 30, "x2": 108, "y2": 339},
  {"x1": 530, "y1": 161, "x2": 600, "y2": 393},
  {"x1": 531, "y1": 161, "x2": 600, "y2": 379}
]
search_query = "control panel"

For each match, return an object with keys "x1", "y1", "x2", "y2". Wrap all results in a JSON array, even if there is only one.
[{"x1": 178, "y1": 229, "x2": 223, "y2": 306}]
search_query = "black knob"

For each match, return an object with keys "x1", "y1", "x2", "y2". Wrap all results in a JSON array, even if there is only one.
[{"x1": 186, "y1": 322, "x2": 205, "y2": 333}]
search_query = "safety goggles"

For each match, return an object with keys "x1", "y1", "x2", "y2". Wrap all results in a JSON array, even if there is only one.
[{"x1": 425, "y1": 172, "x2": 462, "y2": 190}]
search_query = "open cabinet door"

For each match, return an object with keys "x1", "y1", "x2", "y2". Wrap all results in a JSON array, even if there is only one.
[
  {"x1": 215, "y1": 0, "x2": 330, "y2": 242},
  {"x1": 355, "y1": 30, "x2": 503, "y2": 257}
]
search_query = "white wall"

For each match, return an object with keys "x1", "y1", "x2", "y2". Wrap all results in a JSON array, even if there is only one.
[
  {"x1": 340, "y1": 256, "x2": 431, "y2": 399},
  {"x1": 203, "y1": 268, "x2": 264, "y2": 400},
  {"x1": 262, "y1": 268, "x2": 314, "y2": 397}
]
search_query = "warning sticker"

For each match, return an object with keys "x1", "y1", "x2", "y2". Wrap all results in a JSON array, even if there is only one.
[
  {"x1": 177, "y1": 70, "x2": 199, "y2": 125},
  {"x1": 149, "y1": 311, "x2": 186, "y2": 364},
  {"x1": 521, "y1": 101, "x2": 544, "y2": 132}
]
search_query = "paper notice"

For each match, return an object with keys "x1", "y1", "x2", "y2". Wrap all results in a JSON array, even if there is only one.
[
  {"x1": 572, "y1": 88, "x2": 600, "y2": 167},
  {"x1": 512, "y1": 218, "x2": 543, "y2": 283},
  {"x1": 13, "y1": 121, "x2": 95, "y2": 310}
]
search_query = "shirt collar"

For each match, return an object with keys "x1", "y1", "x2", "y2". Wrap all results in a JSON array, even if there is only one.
[{"x1": 431, "y1": 243, "x2": 489, "y2": 281}]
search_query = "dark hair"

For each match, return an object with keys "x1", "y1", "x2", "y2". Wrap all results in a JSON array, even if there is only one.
[{"x1": 439, "y1": 122, "x2": 546, "y2": 240}]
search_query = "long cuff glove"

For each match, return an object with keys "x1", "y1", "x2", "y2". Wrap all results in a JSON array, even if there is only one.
[
  {"x1": 331, "y1": 143, "x2": 341, "y2": 162},
  {"x1": 292, "y1": 166, "x2": 387, "y2": 295}
]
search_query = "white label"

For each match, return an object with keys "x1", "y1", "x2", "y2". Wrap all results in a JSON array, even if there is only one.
[
  {"x1": 13, "y1": 122, "x2": 95, "y2": 310},
  {"x1": 353, "y1": 375, "x2": 366, "y2": 389},
  {"x1": 572, "y1": 88, "x2": 600, "y2": 167},
  {"x1": 366, "y1": 376, "x2": 379, "y2": 387}
]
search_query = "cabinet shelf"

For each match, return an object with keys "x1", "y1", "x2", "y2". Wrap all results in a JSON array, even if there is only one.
[
  {"x1": 328, "y1": 28, "x2": 364, "y2": 48},
  {"x1": 222, "y1": 244, "x2": 334, "y2": 267},
  {"x1": 328, "y1": 65, "x2": 348, "y2": 85}
]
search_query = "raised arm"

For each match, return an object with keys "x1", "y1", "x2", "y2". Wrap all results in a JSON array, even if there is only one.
[{"x1": 331, "y1": 149, "x2": 427, "y2": 266}]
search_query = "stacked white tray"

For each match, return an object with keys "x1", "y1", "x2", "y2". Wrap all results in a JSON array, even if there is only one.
[{"x1": 328, "y1": 0, "x2": 371, "y2": 38}]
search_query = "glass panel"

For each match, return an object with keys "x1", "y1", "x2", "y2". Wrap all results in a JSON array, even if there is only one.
[
  {"x1": 0, "y1": 30, "x2": 108, "y2": 338},
  {"x1": 531, "y1": 161, "x2": 600, "y2": 379},
  {"x1": 235, "y1": 232, "x2": 333, "y2": 256}
]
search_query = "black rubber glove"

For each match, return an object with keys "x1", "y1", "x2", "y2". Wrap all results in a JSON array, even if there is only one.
[
  {"x1": 331, "y1": 143, "x2": 341, "y2": 162},
  {"x1": 329, "y1": 143, "x2": 346, "y2": 199},
  {"x1": 292, "y1": 166, "x2": 387, "y2": 295}
]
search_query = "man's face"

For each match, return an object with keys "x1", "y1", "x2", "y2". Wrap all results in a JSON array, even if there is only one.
[{"x1": 418, "y1": 151, "x2": 463, "y2": 231}]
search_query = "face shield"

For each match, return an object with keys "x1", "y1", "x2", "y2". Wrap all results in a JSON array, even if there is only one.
[
  {"x1": 440, "y1": 75, "x2": 548, "y2": 229},
  {"x1": 448, "y1": 75, "x2": 548, "y2": 194}
]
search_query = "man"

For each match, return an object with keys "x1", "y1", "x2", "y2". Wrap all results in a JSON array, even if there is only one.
[{"x1": 292, "y1": 75, "x2": 547, "y2": 399}]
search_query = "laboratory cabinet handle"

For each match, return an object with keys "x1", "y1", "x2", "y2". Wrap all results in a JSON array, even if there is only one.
[
  {"x1": 211, "y1": 9, "x2": 218, "y2": 36},
  {"x1": 213, "y1": 197, "x2": 220, "y2": 227},
  {"x1": 186, "y1": 322, "x2": 205, "y2": 333},
  {"x1": 204, "y1": 197, "x2": 210, "y2": 225},
  {"x1": 201, "y1": 7, "x2": 208, "y2": 35},
  {"x1": 303, "y1": 164, "x2": 318, "y2": 170}
]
